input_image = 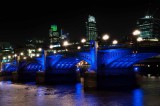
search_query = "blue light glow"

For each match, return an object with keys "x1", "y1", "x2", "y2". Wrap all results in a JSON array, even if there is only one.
[
  {"x1": 133, "y1": 89, "x2": 143, "y2": 106},
  {"x1": 134, "y1": 67, "x2": 139, "y2": 72},
  {"x1": 76, "y1": 67, "x2": 80, "y2": 72},
  {"x1": 75, "y1": 83, "x2": 82, "y2": 94},
  {"x1": 2, "y1": 63, "x2": 17, "y2": 72}
]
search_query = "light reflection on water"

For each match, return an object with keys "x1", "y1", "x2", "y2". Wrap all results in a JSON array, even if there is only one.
[
  {"x1": 133, "y1": 89, "x2": 143, "y2": 106},
  {"x1": 0, "y1": 79, "x2": 160, "y2": 106}
]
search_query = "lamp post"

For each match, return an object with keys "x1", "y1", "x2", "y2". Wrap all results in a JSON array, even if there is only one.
[
  {"x1": 102, "y1": 34, "x2": 110, "y2": 49},
  {"x1": 81, "y1": 38, "x2": 86, "y2": 51},
  {"x1": 132, "y1": 29, "x2": 141, "y2": 53},
  {"x1": 133, "y1": 30, "x2": 141, "y2": 36},
  {"x1": 112, "y1": 40, "x2": 118, "y2": 45},
  {"x1": 38, "y1": 48, "x2": 42, "y2": 52},
  {"x1": 136, "y1": 37, "x2": 143, "y2": 52},
  {"x1": 63, "y1": 40, "x2": 69, "y2": 53},
  {"x1": 77, "y1": 46, "x2": 81, "y2": 50},
  {"x1": 81, "y1": 38, "x2": 86, "y2": 43},
  {"x1": 102, "y1": 34, "x2": 109, "y2": 41},
  {"x1": 49, "y1": 45, "x2": 54, "y2": 49}
]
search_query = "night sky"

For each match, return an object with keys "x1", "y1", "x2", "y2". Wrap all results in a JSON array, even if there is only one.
[{"x1": 0, "y1": 0, "x2": 159, "y2": 45}]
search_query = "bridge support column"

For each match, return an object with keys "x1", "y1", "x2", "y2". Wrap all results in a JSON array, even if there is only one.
[
  {"x1": 83, "y1": 40, "x2": 98, "y2": 90},
  {"x1": 76, "y1": 71, "x2": 81, "y2": 82},
  {"x1": 84, "y1": 71, "x2": 97, "y2": 90},
  {"x1": 0, "y1": 71, "x2": 4, "y2": 81},
  {"x1": 36, "y1": 71, "x2": 45, "y2": 84},
  {"x1": 12, "y1": 71, "x2": 19, "y2": 82},
  {"x1": 90, "y1": 40, "x2": 98, "y2": 71},
  {"x1": 0, "y1": 71, "x2": 12, "y2": 81}
]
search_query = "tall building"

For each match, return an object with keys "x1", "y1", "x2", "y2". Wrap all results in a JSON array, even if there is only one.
[
  {"x1": 86, "y1": 15, "x2": 98, "y2": 41},
  {"x1": 49, "y1": 25, "x2": 69, "y2": 47},
  {"x1": 137, "y1": 13, "x2": 160, "y2": 39},
  {"x1": 49, "y1": 25, "x2": 60, "y2": 45}
]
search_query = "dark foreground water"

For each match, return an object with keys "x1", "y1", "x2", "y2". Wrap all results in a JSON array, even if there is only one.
[{"x1": 0, "y1": 77, "x2": 160, "y2": 106}]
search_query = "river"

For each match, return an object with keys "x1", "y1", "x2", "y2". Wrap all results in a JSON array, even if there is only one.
[{"x1": 0, "y1": 77, "x2": 160, "y2": 106}]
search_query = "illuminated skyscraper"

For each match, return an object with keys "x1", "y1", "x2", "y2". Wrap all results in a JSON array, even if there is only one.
[
  {"x1": 86, "y1": 15, "x2": 98, "y2": 41},
  {"x1": 49, "y1": 25, "x2": 69, "y2": 48},
  {"x1": 137, "y1": 14, "x2": 160, "y2": 39},
  {"x1": 49, "y1": 25, "x2": 60, "y2": 44}
]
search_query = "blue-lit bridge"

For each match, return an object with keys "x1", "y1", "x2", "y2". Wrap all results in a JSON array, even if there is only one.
[
  {"x1": 1, "y1": 43, "x2": 160, "y2": 88},
  {"x1": 3, "y1": 49, "x2": 159, "y2": 73}
]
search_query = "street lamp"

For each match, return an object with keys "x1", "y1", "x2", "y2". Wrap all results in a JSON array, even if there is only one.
[
  {"x1": 14, "y1": 54, "x2": 17, "y2": 57},
  {"x1": 49, "y1": 45, "x2": 54, "y2": 49},
  {"x1": 81, "y1": 38, "x2": 86, "y2": 43},
  {"x1": 132, "y1": 29, "x2": 141, "y2": 53},
  {"x1": 36, "y1": 54, "x2": 40, "y2": 57},
  {"x1": 38, "y1": 48, "x2": 42, "y2": 52},
  {"x1": 137, "y1": 37, "x2": 143, "y2": 42},
  {"x1": 3, "y1": 57, "x2": 6, "y2": 60},
  {"x1": 63, "y1": 41, "x2": 69, "y2": 52},
  {"x1": 63, "y1": 41, "x2": 69, "y2": 46},
  {"x1": 77, "y1": 46, "x2": 81, "y2": 50},
  {"x1": 8, "y1": 55, "x2": 11, "y2": 59},
  {"x1": 102, "y1": 34, "x2": 110, "y2": 48},
  {"x1": 81, "y1": 38, "x2": 86, "y2": 51},
  {"x1": 102, "y1": 34, "x2": 109, "y2": 41},
  {"x1": 112, "y1": 40, "x2": 118, "y2": 45},
  {"x1": 23, "y1": 57, "x2": 27, "y2": 60},
  {"x1": 20, "y1": 52, "x2": 24, "y2": 56},
  {"x1": 133, "y1": 29, "x2": 141, "y2": 36}
]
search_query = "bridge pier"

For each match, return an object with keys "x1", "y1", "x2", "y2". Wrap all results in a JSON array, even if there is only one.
[
  {"x1": 0, "y1": 71, "x2": 5, "y2": 81},
  {"x1": 76, "y1": 71, "x2": 81, "y2": 82},
  {"x1": 12, "y1": 71, "x2": 19, "y2": 82},
  {"x1": 0, "y1": 71, "x2": 12, "y2": 81},
  {"x1": 36, "y1": 71, "x2": 45, "y2": 84},
  {"x1": 83, "y1": 40, "x2": 98, "y2": 90},
  {"x1": 83, "y1": 71, "x2": 97, "y2": 90}
]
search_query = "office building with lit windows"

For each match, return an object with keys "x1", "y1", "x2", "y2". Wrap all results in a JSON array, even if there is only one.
[
  {"x1": 86, "y1": 15, "x2": 98, "y2": 41},
  {"x1": 49, "y1": 25, "x2": 68, "y2": 47},
  {"x1": 49, "y1": 25, "x2": 60, "y2": 45},
  {"x1": 137, "y1": 14, "x2": 160, "y2": 40}
]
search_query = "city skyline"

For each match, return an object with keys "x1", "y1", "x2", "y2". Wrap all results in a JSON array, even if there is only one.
[{"x1": 0, "y1": 0, "x2": 159, "y2": 45}]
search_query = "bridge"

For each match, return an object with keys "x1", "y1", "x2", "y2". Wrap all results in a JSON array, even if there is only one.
[
  {"x1": 3, "y1": 48, "x2": 158, "y2": 73},
  {"x1": 1, "y1": 41, "x2": 160, "y2": 89}
]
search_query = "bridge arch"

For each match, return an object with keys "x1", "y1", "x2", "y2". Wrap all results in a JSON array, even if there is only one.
[
  {"x1": 108, "y1": 53, "x2": 159, "y2": 68},
  {"x1": 47, "y1": 55, "x2": 90, "y2": 74}
]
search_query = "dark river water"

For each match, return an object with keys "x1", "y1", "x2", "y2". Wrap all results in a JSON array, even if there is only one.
[{"x1": 0, "y1": 77, "x2": 160, "y2": 106}]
